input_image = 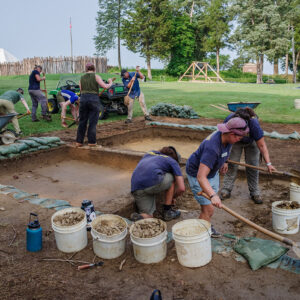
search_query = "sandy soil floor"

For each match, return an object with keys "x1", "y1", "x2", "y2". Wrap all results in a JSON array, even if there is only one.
[{"x1": 0, "y1": 116, "x2": 299, "y2": 299}]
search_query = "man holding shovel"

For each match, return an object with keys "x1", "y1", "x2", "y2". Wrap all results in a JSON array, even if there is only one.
[
  {"x1": 28, "y1": 65, "x2": 51, "y2": 122},
  {"x1": 0, "y1": 88, "x2": 31, "y2": 136},
  {"x1": 121, "y1": 66, "x2": 152, "y2": 124}
]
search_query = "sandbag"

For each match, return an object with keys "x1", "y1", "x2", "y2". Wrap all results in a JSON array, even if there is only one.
[
  {"x1": 37, "y1": 145, "x2": 51, "y2": 150},
  {"x1": 0, "y1": 144, "x2": 19, "y2": 155},
  {"x1": 18, "y1": 139, "x2": 41, "y2": 148},
  {"x1": 40, "y1": 137, "x2": 61, "y2": 144},
  {"x1": 233, "y1": 237, "x2": 288, "y2": 270},
  {"x1": 27, "y1": 137, "x2": 48, "y2": 145}
]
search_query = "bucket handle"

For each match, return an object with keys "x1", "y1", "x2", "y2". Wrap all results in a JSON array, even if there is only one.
[
  {"x1": 91, "y1": 229, "x2": 127, "y2": 243},
  {"x1": 197, "y1": 220, "x2": 212, "y2": 238}
]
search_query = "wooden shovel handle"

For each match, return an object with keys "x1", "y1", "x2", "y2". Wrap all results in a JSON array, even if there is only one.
[
  {"x1": 227, "y1": 160, "x2": 300, "y2": 179},
  {"x1": 199, "y1": 191, "x2": 295, "y2": 247},
  {"x1": 99, "y1": 77, "x2": 117, "y2": 97},
  {"x1": 126, "y1": 72, "x2": 137, "y2": 96},
  {"x1": 78, "y1": 264, "x2": 92, "y2": 270}
]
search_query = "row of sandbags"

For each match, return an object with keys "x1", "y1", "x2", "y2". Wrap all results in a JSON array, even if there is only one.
[
  {"x1": 0, "y1": 137, "x2": 64, "y2": 159},
  {"x1": 150, "y1": 103, "x2": 199, "y2": 119}
]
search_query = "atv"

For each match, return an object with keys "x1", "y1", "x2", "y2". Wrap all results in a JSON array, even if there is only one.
[{"x1": 47, "y1": 75, "x2": 128, "y2": 120}]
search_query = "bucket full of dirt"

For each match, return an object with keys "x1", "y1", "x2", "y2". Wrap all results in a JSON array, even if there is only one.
[
  {"x1": 272, "y1": 201, "x2": 300, "y2": 235},
  {"x1": 91, "y1": 214, "x2": 127, "y2": 259},
  {"x1": 51, "y1": 207, "x2": 87, "y2": 253},
  {"x1": 290, "y1": 182, "x2": 300, "y2": 202},
  {"x1": 172, "y1": 219, "x2": 211, "y2": 268},
  {"x1": 129, "y1": 218, "x2": 167, "y2": 264}
]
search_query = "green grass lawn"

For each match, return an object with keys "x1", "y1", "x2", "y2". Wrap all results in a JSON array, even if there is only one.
[{"x1": 0, "y1": 74, "x2": 299, "y2": 136}]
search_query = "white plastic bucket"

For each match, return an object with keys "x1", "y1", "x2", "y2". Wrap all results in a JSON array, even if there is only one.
[
  {"x1": 51, "y1": 207, "x2": 88, "y2": 253},
  {"x1": 130, "y1": 218, "x2": 167, "y2": 264},
  {"x1": 172, "y1": 219, "x2": 211, "y2": 268},
  {"x1": 272, "y1": 201, "x2": 300, "y2": 234},
  {"x1": 290, "y1": 182, "x2": 300, "y2": 202},
  {"x1": 91, "y1": 214, "x2": 127, "y2": 259},
  {"x1": 294, "y1": 99, "x2": 300, "y2": 109}
]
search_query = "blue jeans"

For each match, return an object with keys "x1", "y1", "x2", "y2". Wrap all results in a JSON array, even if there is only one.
[
  {"x1": 187, "y1": 173, "x2": 220, "y2": 205},
  {"x1": 76, "y1": 93, "x2": 100, "y2": 144}
]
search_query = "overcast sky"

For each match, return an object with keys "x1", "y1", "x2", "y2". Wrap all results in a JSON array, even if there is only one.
[{"x1": 1, "y1": 0, "x2": 280, "y2": 74}]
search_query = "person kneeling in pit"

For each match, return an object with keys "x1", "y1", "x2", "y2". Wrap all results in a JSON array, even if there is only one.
[
  {"x1": 130, "y1": 146, "x2": 185, "y2": 222},
  {"x1": 57, "y1": 89, "x2": 80, "y2": 128}
]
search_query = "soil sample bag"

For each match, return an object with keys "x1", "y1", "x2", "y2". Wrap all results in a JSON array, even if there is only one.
[{"x1": 233, "y1": 237, "x2": 288, "y2": 270}]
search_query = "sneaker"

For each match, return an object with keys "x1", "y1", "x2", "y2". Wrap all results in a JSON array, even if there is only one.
[
  {"x1": 163, "y1": 208, "x2": 181, "y2": 221},
  {"x1": 251, "y1": 195, "x2": 263, "y2": 204},
  {"x1": 144, "y1": 115, "x2": 153, "y2": 121},
  {"x1": 211, "y1": 225, "x2": 222, "y2": 238},
  {"x1": 220, "y1": 190, "x2": 231, "y2": 200},
  {"x1": 41, "y1": 115, "x2": 52, "y2": 121},
  {"x1": 125, "y1": 119, "x2": 132, "y2": 124},
  {"x1": 130, "y1": 212, "x2": 143, "y2": 222},
  {"x1": 61, "y1": 122, "x2": 68, "y2": 128},
  {"x1": 32, "y1": 119, "x2": 40, "y2": 122}
]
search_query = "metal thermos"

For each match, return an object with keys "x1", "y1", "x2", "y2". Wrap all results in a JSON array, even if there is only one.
[
  {"x1": 26, "y1": 213, "x2": 42, "y2": 252},
  {"x1": 81, "y1": 200, "x2": 96, "y2": 230}
]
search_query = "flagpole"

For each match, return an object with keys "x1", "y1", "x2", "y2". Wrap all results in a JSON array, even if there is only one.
[{"x1": 70, "y1": 17, "x2": 73, "y2": 73}]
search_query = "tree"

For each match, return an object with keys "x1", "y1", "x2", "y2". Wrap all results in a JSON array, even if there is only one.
[
  {"x1": 201, "y1": 0, "x2": 231, "y2": 76},
  {"x1": 231, "y1": 0, "x2": 291, "y2": 83},
  {"x1": 121, "y1": 0, "x2": 173, "y2": 80},
  {"x1": 94, "y1": 0, "x2": 131, "y2": 70},
  {"x1": 206, "y1": 53, "x2": 232, "y2": 71}
]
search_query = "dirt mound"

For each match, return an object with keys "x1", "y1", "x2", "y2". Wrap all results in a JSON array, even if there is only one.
[
  {"x1": 53, "y1": 211, "x2": 85, "y2": 226},
  {"x1": 132, "y1": 219, "x2": 165, "y2": 238},
  {"x1": 276, "y1": 201, "x2": 300, "y2": 209},
  {"x1": 94, "y1": 218, "x2": 126, "y2": 236}
]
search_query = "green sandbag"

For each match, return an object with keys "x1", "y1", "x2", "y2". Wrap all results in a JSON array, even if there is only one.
[
  {"x1": 0, "y1": 144, "x2": 18, "y2": 155},
  {"x1": 41, "y1": 137, "x2": 61, "y2": 144},
  {"x1": 27, "y1": 137, "x2": 48, "y2": 145},
  {"x1": 18, "y1": 139, "x2": 41, "y2": 148},
  {"x1": 233, "y1": 237, "x2": 288, "y2": 270},
  {"x1": 0, "y1": 155, "x2": 6, "y2": 160},
  {"x1": 12, "y1": 143, "x2": 29, "y2": 152},
  {"x1": 38, "y1": 145, "x2": 51, "y2": 150},
  {"x1": 28, "y1": 148, "x2": 38, "y2": 153},
  {"x1": 7, "y1": 153, "x2": 19, "y2": 159}
]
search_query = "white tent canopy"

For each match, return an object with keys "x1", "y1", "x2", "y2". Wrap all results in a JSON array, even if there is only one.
[{"x1": 0, "y1": 48, "x2": 19, "y2": 63}]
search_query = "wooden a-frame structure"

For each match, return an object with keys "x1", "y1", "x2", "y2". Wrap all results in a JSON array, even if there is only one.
[{"x1": 178, "y1": 61, "x2": 225, "y2": 83}]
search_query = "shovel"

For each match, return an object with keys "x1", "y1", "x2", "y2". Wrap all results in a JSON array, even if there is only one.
[
  {"x1": 198, "y1": 191, "x2": 300, "y2": 257},
  {"x1": 228, "y1": 159, "x2": 300, "y2": 185},
  {"x1": 124, "y1": 72, "x2": 137, "y2": 106}
]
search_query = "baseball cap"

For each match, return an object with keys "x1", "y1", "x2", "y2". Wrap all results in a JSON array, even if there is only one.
[
  {"x1": 217, "y1": 117, "x2": 249, "y2": 136},
  {"x1": 168, "y1": 146, "x2": 181, "y2": 163},
  {"x1": 121, "y1": 69, "x2": 128, "y2": 77}
]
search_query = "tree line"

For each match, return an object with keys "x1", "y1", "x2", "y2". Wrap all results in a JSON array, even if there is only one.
[{"x1": 94, "y1": 0, "x2": 300, "y2": 83}]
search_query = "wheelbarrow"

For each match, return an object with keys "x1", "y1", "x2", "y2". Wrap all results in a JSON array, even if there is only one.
[
  {"x1": 0, "y1": 113, "x2": 19, "y2": 145},
  {"x1": 227, "y1": 102, "x2": 261, "y2": 112}
]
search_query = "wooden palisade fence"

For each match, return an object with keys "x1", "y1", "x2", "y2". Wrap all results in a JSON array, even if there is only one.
[{"x1": 0, "y1": 56, "x2": 107, "y2": 76}]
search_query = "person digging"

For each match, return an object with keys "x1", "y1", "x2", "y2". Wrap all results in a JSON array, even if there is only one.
[
  {"x1": 121, "y1": 66, "x2": 152, "y2": 124},
  {"x1": 186, "y1": 117, "x2": 249, "y2": 238},
  {"x1": 130, "y1": 146, "x2": 185, "y2": 222},
  {"x1": 0, "y1": 88, "x2": 31, "y2": 136}
]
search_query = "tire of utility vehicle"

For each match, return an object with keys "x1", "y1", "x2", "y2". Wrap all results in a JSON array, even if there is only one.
[
  {"x1": 48, "y1": 98, "x2": 59, "y2": 114},
  {"x1": 98, "y1": 104, "x2": 107, "y2": 120},
  {"x1": 117, "y1": 103, "x2": 128, "y2": 115}
]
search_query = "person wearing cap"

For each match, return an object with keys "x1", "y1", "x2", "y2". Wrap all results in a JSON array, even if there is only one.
[
  {"x1": 28, "y1": 65, "x2": 51, "y2": 122},
  {"x1": 76, "y1": 62, "x2": 113, "y2": 147},
  {"x1": 220, "y1": 107, "x2": 276, "y2": 204},
  {"x1": 186, "y1": 117, "x2": 249, "y2": 237},
  {"x1": 130, "y1": 146, "x2": 185, "y2": 221},
  {"x1": 121, "y1": 66, "x2": 152, "y2": 124},
  {"x1": 57, "y1": 89, "x2": 80, "y2": 128},
  {"x1": 0, "y1": 88, "x2": 31, "y2": 136}
]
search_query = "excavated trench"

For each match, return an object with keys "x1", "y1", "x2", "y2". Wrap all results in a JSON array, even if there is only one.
[{"x1": 0, "y1": 127, "x2": 293, "y2": 220}]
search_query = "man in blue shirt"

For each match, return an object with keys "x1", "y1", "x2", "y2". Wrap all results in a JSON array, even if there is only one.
[
  {"x1": 28, "y1": 65, "x2": 51, "y2": 122},
  {"x1": 186, "y1": 117, "x2": 249, "y2": 237},
  {"x1": 220, "y1": 108, "x2": 276, "y2": 204},
  {"x1": 121, "y1": 66, "x2": 152, "y2": 124},
  {"x1": 131, "y1": 146, "x2": 185, "y2": 221},
  {"x1": 57, "y1": 89, "x2": 79, "y2": 128}
]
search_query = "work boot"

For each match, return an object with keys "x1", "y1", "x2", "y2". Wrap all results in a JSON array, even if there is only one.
[
  {"x1": 32, "y1": 118, "x2": 40, "y2": 122},
  {"x1": 163, "y1": 208, "x2": 181, "y2": 221},
  {"x1": 41, "y1": 115, "x2": 52, "y2": 122},
  {"x1": 211, "y1": 225, "x2": 222, "y2": 238},
  {"x1": 144, "y1": 115, "x2": 153, "y2": 121},
  {"x1": 125, "y1": 119, "x2": 132, "y2": 124},
  {"x1": 130, "y1": 212, "x2": 143, "y2": 222},
  {"x1": 220, "y1": 190, "x2": 231, "y2": 200},
  {"x1": 251, "y1": 195, "x2": 263, "y2": 204},
  {"x1": 61, "y1": 121, "x2": 68, "y2": 128}
]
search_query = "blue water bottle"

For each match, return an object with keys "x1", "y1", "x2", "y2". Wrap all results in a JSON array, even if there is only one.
[{"x1": 26, "y1": 213, "x2": 42, "y2": 252}]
